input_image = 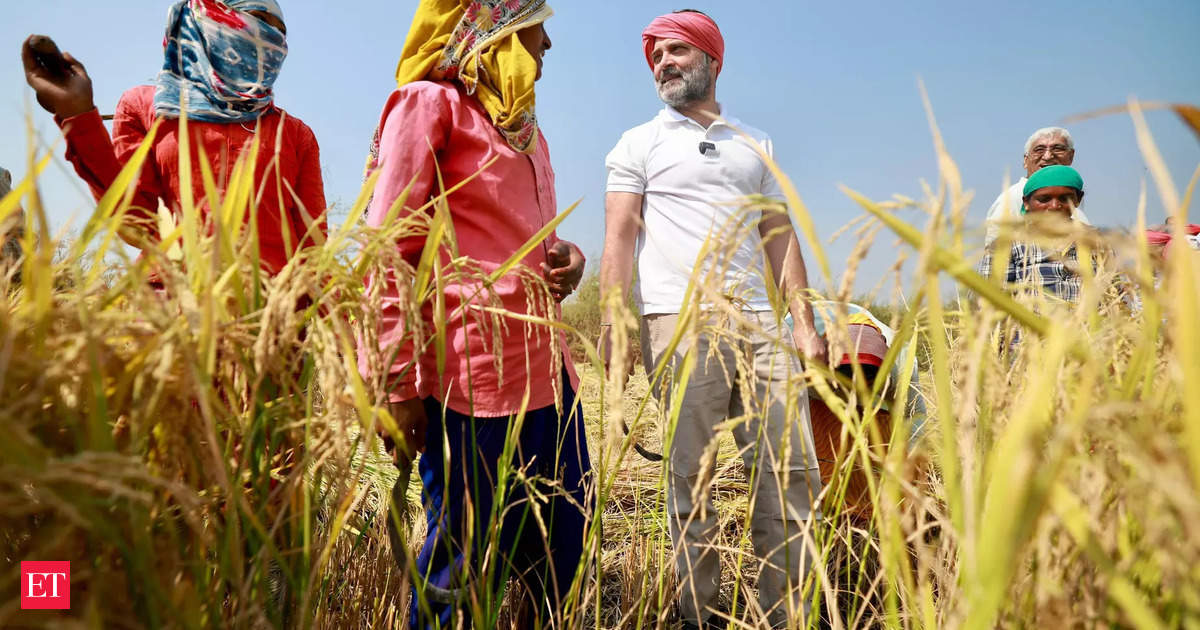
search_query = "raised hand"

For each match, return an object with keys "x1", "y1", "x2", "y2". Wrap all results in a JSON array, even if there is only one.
[{"x1": 21, "y1": 35, "x2": 95, "y2": 119}]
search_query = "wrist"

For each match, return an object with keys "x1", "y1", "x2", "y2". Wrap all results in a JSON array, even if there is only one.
[
  {"x1": 62, "y1": 100, "x2": 95, "y2": 119},
  {"x1": 55, "y1": 103, "x2": 97, "y2": 126}
]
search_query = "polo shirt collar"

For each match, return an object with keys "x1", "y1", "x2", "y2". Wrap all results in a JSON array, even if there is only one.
[{"x1": 658, "y1": 103, "x2": 737, "y2": 129}]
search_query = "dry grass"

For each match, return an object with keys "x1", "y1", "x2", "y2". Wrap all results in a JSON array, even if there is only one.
[{"x1": 1, "y1": 98, "x2": 1198, "y2": 629}]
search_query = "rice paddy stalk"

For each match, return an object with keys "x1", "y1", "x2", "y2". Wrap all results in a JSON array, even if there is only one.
[{"x1": 3, "y1": 96, "x2": 1198, "y2": 629}]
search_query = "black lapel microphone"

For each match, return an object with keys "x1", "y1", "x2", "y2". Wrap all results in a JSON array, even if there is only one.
[{"x1": 698, "y1": 141, "x2": 717, "y2": 155}]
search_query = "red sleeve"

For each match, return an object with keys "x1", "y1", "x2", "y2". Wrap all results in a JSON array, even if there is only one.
[
  {"x1": 58, "y1": 89, "x2": 162, "y2": 239},
  {"x1": 358, "y1": 84, "x2": 453, "y2": 403},
  {"x1": 291, "y1": 119, "x2": 327, "y2": 249}
]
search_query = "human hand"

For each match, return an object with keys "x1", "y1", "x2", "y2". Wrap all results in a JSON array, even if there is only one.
[
  {"x1": 792, "y1": 324, "x2": 828, "y2": 367},
  {"x1": 380, "y1": 398, "x2": 428, "y2": 465},
  {"x1": 540, "y1": 240, "x2": 584, "y2": 302},
  {"x1": 22, "y1": 35, "x2": 95, "y2": 119}
]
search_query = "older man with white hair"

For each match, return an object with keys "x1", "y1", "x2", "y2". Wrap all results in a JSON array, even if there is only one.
[{"x1": 985, "y1": 126, "x2": 1091, "y2": 245}]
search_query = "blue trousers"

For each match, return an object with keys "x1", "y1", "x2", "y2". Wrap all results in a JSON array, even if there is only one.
[{"x1": 406, "y1": 377, "x2": 592, "y2": 629}]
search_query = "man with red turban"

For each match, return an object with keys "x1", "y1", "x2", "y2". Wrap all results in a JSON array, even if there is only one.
[{"x1": 599, "y1": 9, "x2": 826, "y2": 629}]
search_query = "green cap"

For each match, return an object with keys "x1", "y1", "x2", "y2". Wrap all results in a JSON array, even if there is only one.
[{"x1": 1023, "y1": 164, "x2": 1084, "y2": 199}]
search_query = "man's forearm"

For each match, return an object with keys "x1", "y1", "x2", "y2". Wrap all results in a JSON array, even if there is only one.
[
  {"x1": 761, "y1": 211, "x2": 817, "y2": 332},
  {"x1": 598, "y1": 252, "x2": 634, "y2": 322},
  {"x1": 600, "y1": 192, "x2": 643, "y2": 323},
  {"x1": 785, "y1": 259, "x2": 815, "y2": 322},
  {"x1": 782, "y1": 246, "x2": 818, "y2": 335}
]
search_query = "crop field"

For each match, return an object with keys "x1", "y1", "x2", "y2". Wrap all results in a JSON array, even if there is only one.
[{"x1": 1, "y1": 103, "x2": 1198, "y2": 629}]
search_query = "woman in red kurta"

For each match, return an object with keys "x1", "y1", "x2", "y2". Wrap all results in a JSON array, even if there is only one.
[{"x1": 22, "y1": 0, "x2": 326, "y2": 274}]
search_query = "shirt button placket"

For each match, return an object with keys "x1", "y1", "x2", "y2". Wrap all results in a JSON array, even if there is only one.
[{"x1": 527, "y1": 154, "x2": 550, "y2": 259}]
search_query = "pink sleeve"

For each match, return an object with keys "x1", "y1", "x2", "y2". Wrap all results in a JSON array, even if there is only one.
[
  {"x1": 359, "y1": 85, "x2": 452, "y2": 403},
  {"x1": 59, "y1": 90, "x2": 162, "y2": 237},
  {"x1": 366, "y1": 85, "x2": 450, "y2": 264},
  {"x1": 538, "y1": 133, "x2": 564, "y2": 249}
]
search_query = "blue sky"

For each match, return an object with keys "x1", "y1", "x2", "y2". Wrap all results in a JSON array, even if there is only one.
[{"x1": 3, "y1": 1, "x2": 1199, "y2": 295}]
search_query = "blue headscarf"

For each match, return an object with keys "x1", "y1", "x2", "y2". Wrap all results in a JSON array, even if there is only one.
[{"x1": 154, "y1": 0, "x2": 288, "y2": 122}]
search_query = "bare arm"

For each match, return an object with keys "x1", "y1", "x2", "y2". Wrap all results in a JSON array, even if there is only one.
[
  {"x1": 598, "y1": 191, "x2": 643, "y2": 369},
  {"x1": 759, "y1": 208, "x2": 827, "y2": 363}
]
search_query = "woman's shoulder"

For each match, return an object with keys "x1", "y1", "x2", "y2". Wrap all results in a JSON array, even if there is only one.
[
  {"x1": 116, "y1": 84, "x2": 156, "y2": 118},
  {"x1": 396, "y1": 79, "x2": 460, "y2": 99},
  {"x1": 377, "y1": 80, "x2": 466, "y2": 129},
  {"x1": 275, "y1": 110, "x2": 318, "y2": 149},
  {"x1": 386, "y1": 80, "x2": 469, "y2": 113}
]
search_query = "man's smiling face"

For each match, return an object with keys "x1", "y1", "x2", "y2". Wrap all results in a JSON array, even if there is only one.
[
  {"x1": 650, "y1": 38, "x2": 713, "y2": 107},
  {"x1": 1023, "y1": 133, "x2": 1075, "y2": 176}
]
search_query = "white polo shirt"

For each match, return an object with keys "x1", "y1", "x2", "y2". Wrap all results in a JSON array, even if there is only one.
[{"x1": 605, "y1": 105, "x2": 784, "y2": 315}]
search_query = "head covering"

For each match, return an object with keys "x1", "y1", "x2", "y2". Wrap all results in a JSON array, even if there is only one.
[
  {"x1": 837, "y1": 315, "x2": 888, "y2": 368},
  {"x1": 1022, "y1": 165, "x2": 1084, "y2": 199},
  {"x1": 154, "y1": 0, "x2": 288, "y2": 123},
  {"x1": 641, "y1": 11, "x2": 724, "y2": 78},
  {"x1": 1146, "y1": 223, "x2": 1200, "y2": 259},
  {"x1": 394, "y1": 0, "x2": 553, "y2": 153},
  {"x1": 1021, "y1": 164, "x2": 1084, "y2": 215}
]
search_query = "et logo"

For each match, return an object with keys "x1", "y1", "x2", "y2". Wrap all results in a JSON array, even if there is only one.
[{"x1": 20, "y1": 561, "x2": 70, "y2": 610}]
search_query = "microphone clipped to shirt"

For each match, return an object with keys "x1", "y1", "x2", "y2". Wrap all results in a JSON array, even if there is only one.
[{"x1": 698, "y1": 141, "x2": 717, "y2": 156}]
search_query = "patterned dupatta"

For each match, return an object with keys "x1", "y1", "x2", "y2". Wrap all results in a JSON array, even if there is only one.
[
  {"x1": 154, "y1": 0, "x2": 288, "y2": 123},
  {"x1": 394, "y1": 0, "x2": 552, "y2": 153}
]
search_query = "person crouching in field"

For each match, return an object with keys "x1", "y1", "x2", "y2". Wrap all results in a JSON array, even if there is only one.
[
  {"x1": 357, "y1": 1, "x2": 590, "y2": 627},
  {"x1": 22, "y1": 0, "x2": 326, "y2": 275},
  {"x1": 599, "y1": 10, "x2": 826, "y2": 628}
]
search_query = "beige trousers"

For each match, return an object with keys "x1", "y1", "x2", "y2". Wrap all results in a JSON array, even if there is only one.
[{"x1": 641, "y1": 311, "x2": 823, "y2": 627}]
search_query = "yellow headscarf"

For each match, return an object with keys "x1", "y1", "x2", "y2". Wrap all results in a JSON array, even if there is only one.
[{"x1": 396, "y1": 0, "x2": 552, "y2": 153}]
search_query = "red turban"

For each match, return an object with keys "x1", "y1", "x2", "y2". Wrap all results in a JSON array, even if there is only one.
[
  {"x1": 641, "y1": 12, "x2": 725, "y2": 77},
  {"x1": 1146, "y1": 230, "x2": 1173, "y2": 247},
  {"x1": 1146, "y1": 224, "x2": 1200, "y2": 259}
]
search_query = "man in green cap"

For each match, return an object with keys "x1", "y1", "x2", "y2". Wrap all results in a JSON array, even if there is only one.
[
  {"x1": 1018, "y1": 164, "x2": 1085, "y2": 219},
  {"x1": 977, "y1": 165, "x2": 1088, "y2": 303}
]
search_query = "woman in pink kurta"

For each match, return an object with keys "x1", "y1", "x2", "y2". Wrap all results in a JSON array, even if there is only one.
[
  {"x1": 360, "y1": 2, "x2": 590, "y2": 627},
  {"x1": 363, "y1": 80, "x2": 579, "y2": 417}
]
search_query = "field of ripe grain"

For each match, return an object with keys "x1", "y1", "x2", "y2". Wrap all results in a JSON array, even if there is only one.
[{"x1": 2, "y1": 103, "x2": 1197, "y2": 629}]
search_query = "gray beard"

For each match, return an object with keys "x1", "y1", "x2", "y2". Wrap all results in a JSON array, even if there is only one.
[{"x1": 656, "y1": 64, "x2": 711, "y2": 108}]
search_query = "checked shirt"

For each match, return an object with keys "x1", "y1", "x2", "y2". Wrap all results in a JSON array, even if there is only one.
[{"x1": 978, "y1": 241, "x2": 1083, "y2": 304}]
